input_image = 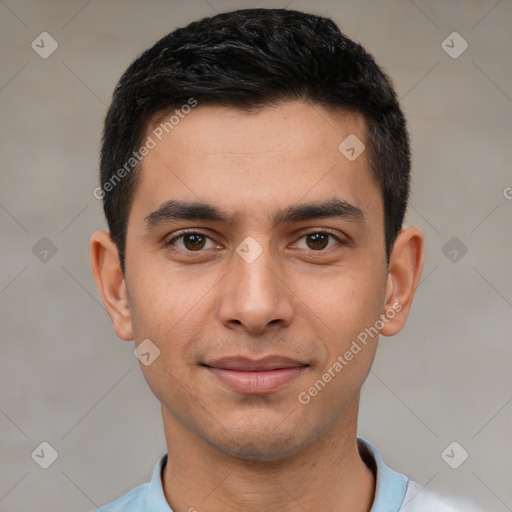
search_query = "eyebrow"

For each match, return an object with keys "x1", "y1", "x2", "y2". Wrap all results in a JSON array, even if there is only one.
[{"x1": 144, "y1": 198, "x2": 365, "y2": 230}]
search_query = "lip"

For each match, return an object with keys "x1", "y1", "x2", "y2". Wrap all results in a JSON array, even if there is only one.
[{"x1": 202, "y1": 356, "x2": 308, "y2": 394}]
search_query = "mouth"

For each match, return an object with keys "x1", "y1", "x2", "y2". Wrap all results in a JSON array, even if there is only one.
[{"x1": 201, "y1": 356, "x2": 309, "y2": 394}]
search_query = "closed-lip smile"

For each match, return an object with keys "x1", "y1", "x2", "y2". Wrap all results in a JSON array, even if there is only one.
[{"x1": 201, "y1": 356, "x2": 308, "y2": 394}]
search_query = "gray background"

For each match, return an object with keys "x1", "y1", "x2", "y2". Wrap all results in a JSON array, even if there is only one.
[{"x1": 1, "y1": 0, "x2": 511, "y2": 511}]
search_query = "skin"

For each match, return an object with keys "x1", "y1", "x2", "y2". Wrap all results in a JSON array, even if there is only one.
[{"x1": 91, "y1": 101, "x2": 424, "y2": 512}]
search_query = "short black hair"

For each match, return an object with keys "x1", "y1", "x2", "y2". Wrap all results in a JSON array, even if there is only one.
[{"x1": 99, "y1": 8, "x2": 410, "y2": 274}]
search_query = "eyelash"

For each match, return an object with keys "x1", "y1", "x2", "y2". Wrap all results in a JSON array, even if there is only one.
[{"x1": 164, "y1": 229, "x2": 345, "y2": 252}]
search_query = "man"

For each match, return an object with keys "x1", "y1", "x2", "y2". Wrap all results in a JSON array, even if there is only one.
[{"x1": 90, "y1": 8, "x2": 467, "y2": 512}]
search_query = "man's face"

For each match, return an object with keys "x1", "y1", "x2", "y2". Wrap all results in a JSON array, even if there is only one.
[{"x1": 123, "y1": 101, "x2": 389, "y2": 460}]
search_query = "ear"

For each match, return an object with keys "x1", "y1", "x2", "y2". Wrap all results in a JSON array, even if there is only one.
[
  {"x1": 380, "y1": 226, "x2": 424, "y2": 337},
  {"x1": 90, "y1": 230, "x2": 133, "y2": 341}
]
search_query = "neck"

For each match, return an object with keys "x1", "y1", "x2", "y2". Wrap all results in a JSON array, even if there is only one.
[{"x1": 160, "y1": 399, "x2": 376, "y2": 512}]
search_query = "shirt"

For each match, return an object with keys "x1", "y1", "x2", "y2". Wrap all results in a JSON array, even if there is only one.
[{"x1": 92, "y1": 437, "x2": 470, "y2": 511}]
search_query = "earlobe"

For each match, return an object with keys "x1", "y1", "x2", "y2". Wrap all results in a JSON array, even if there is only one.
[
  {"x1": 90, "y1": 230, "x2": 134, "y2": 341},
  {"x1": 380, "y1": 226, "x2": 424, "y2": 337}
]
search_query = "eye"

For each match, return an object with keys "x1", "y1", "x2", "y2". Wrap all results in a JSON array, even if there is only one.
[
  {"x1": 164, "y1": 229, "x2": 345, "y2": 253},
  {"x1": 293, "y1": 231, "x2": 344, "y2": 251},
  {"x1": 165, "y1": 231, "x2": 218, "y2": 251}
]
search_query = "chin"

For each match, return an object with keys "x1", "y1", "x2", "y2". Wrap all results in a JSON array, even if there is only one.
[
  {"x1": 212, "y1": 433, "x2": 307, "y2": 462},
  {"x1": 202, "y1": 411, "x2": 328, "y2": 462}
]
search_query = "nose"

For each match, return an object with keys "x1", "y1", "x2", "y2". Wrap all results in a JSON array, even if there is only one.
[{"x1": 217, "y1": 240, "x2": 294, "y2": 334}]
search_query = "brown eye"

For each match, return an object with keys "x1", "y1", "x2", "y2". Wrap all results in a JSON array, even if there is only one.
[
  {"x1": 182, "y1": 234, "x2": 206, "y2": 251},
  {"x1": 294, "y1": 231, "x2": 342, "y2": 251},
  {"x1": 165, "y1": 231, "x2": 216, "y2": 251},
  {"x1": 306, "y1": 233, "x2": 329, "y2": 250}
]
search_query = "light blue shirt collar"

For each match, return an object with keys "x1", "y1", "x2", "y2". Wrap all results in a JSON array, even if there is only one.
[
  {"x1": 98, "y1": 437, "x2": 409, "y2": 511},
  {"x1": 358, "y1": 437, "x2": 409, "y2": 511}
]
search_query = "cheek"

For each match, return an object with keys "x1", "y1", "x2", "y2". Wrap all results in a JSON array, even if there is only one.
[
  {"x1": 297, "y1": 352, "x2": 374, "y2": 437},
  {"x1": 295, "y1": 275, "x2": 382, "y2": 419},
  {"x1": 128, "y1": 260, "x2": 210, "y2": 338},
  {"x1": 294, "y1": 268, "x2": 385, "y2": 348},
  {"x1": 130, "y1": 301, "x2": 205, "y2": 417},
  {"x1": 128, "y1": 265, "x2": 213, "y2": 380}
]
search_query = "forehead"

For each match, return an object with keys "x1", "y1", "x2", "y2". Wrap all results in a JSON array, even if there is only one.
[
  {"x1": 148, "y1": 101, "x2": 368, "y2": 161},
  {"x1": 129, "y1": 101, "x2": 381, "y2": 229}
]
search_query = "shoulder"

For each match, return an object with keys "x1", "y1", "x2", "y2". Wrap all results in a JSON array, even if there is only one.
[
  {"x1": 400, "y1": 479, "x2": 483, "y2": 512},
  {"x1": 91, "y1": 482, "x2": 149, "y2": 512}
]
